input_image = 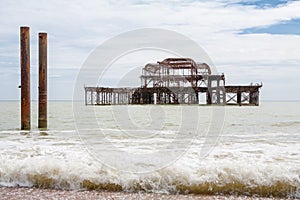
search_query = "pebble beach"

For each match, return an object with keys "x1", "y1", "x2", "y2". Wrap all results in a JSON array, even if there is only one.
[{"x1": 0, "y1": 187, "x2": 289, "y2": 200}]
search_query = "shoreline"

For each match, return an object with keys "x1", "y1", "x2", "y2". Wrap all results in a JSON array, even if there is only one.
[{"x1": 0, "y1": 187, "x2": 287, "y2": 200}]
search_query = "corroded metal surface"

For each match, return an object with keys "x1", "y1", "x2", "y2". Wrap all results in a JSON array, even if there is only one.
[
  {"x1": 20, "y1": 27, "x2": 30, "y2": 130},
  {"x1": 38, "y1": 33, "x2": 47, "y2": 128}
]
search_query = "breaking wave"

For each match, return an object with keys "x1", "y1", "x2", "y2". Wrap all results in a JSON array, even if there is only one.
[
  {"x1": 0, "y1": 173, "x2": 298, "y2": 198},
  {"x1": 0, "y1": 155, "x2": 299, "y2": 198}
]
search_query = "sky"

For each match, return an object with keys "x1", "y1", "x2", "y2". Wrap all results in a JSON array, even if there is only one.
[{"x1": 0, "y1": 0, "x2": 300, "y2": 101}]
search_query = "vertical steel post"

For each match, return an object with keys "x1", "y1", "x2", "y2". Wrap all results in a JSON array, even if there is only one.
[
  {"x1": 20, "y1": 27, "x2": 31, "y2": 130},
  {"x1": 85, "y1": 88, "x2": 87, "y2": 105},
  {"x1": 206, "y1": 76, "x2": 212, "y2": 105},
  {"x1": 237, "y1": 89, "x2": 242, "y2": 106},
  {"x1": 38, "y1": 33, "x2": 47, "y2": 128}
]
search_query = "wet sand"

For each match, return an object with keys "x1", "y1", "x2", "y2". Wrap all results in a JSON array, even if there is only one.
[{"x1": 0, "y1": 187, "x2": 286, "y2": 200}]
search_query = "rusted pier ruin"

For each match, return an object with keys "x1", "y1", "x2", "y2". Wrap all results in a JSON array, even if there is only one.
[{"x1": 85, "y1": 58, "x2": 262, "y2": 106}]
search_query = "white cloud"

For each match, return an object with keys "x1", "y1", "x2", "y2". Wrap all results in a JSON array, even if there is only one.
[{"x1": 0, "y1": 0, "x2": 299, "y2": 100}]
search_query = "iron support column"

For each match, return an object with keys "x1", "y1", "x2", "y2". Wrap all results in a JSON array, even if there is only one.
[
  {"x1": 38, "y1": 33, "x2": 47, "y2": 128},
  {"x1": 20, "y1": 27, "x2": 31, "y2": 130}
]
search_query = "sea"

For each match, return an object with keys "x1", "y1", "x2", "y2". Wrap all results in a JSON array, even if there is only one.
[{"x1": 0, "y1": 101, "x2": 299, "y2": 198}]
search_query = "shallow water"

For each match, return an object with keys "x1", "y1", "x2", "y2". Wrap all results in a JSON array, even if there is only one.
[{"x1": 0, "y1": 101, "x2": 299, "y2": 198}]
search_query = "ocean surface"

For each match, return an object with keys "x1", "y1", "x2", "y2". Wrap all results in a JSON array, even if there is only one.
[{"x1": 0, "y1": 101, "x2": 299, "y2": 198}]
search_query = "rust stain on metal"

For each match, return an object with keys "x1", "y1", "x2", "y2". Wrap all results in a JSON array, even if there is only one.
[
  {"x1": 38, "y1": 33, "x2": 47, "y2": 128},
  {"x1": 84, "y1": 58, "x2": 262, "y2": 106},
  {"x1": 20, "y1": 26, "x2": 31, "y2": 130}
]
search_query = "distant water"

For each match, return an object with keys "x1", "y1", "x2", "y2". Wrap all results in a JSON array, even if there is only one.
[{"x1": 0, "y1": 101, "x2": 299, "y2": 198}]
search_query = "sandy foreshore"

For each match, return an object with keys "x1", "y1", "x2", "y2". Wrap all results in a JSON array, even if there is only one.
[{"x1": 0, "y1": 187, "x2": 288, "y2": 200}]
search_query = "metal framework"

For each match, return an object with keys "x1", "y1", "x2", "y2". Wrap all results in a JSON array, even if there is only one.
[
  {"x1": 84, "y1": 58, "x2": 262, "y2": 106},
  {"x1": 141, "y1": 58, "x2": 211, "y2": 88}
]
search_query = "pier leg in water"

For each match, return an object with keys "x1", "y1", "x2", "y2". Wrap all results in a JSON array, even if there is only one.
[
  {"x1": 20, "y1": 26, "x2": 30, "y2": 130},
  {"x1": 38, "y1": 33, "x2": 47, "y2": 128}
]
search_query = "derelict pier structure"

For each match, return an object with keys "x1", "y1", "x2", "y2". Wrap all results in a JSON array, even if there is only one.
[{"x1": 84, "y1": 58, "x2": 262, "y2": 106}]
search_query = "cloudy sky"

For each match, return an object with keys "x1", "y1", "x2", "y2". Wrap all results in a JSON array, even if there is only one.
[{"x1": 0, "y1": 0, "x2": 299, "y2": 100}]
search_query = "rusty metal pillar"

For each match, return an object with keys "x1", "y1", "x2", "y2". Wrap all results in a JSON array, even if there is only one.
[
  {"x1": 216, "y1": 77, "x2": 220, "y2": 104},
  {"x1": 38, "y1": 33, "x2": 47, "y2": 128},
  {"x1": 237, "y1": 89, "x2": 242, "y2": 106},
  {"x1": 206, "y1": 77, "x2": 212, "y2": 105},
  {"x1": 249, "y1": 91, "x2": 254, "y2": 105},
  {"x1": 20, "y1": 27, "x2": 31, "y2": 130}
]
